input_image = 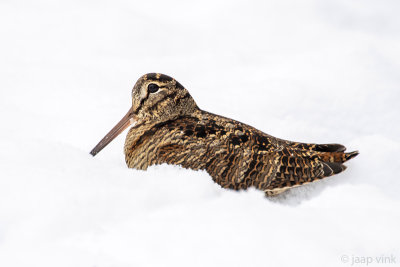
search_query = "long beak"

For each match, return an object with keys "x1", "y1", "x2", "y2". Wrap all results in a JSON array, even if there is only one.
[{"x1": 90, "y1": 108, "x2": 137, "y2": 156}]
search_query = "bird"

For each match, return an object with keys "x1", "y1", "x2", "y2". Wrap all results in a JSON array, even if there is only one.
[{"x1": 90, "y1": 73, "x2": 358, "y2": 196}]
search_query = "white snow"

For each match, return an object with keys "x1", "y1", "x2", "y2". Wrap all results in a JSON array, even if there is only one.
[{"x1": 1, "y1": 0, "x2": 399, "y2": 266}]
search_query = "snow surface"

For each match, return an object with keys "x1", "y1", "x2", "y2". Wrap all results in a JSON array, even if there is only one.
[{"x1": 1, "y1": 0, "x2": 400, "y2": 266}]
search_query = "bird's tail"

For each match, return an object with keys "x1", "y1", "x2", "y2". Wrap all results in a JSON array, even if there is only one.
[
  {"x1": 291, "y1": 142, "x2": 359, "y2": 163},
  {"x1": 310, "y1": 143, "x2": 359, "y2": 176},
  {"x1": 264, "y1": 143, "x2": 359, "y2": 196}
]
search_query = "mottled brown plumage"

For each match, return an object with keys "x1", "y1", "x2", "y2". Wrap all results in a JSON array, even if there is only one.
[{"x1": 90, "y1": 73, "x2": 358, "y2": 196}]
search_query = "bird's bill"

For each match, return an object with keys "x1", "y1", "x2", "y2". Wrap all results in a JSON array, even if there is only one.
[{"x1": 90, "y1": 108, "x2": 137, "y2": 156}]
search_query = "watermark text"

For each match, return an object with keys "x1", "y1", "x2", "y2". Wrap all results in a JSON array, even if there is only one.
[{"x1": 341, "y1": 254, "x2": 396, "y2": 265}]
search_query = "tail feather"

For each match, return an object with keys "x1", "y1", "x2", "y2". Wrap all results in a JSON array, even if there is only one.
[
  {"x1": 321, "y1": 161, "x2": 347, "y2": 176},
  {"x1": 291, "y1": 142, "x2": 346, "y2": 153},
  {"x1": 315, "y1": 143, "x2": 346, "y2": 152},
  {"x1": 319, "y1": 150, "x2": 359, "y2": 163},
  {"x1": 345, "y1": 150, "x2": 359, "y2": 161}
]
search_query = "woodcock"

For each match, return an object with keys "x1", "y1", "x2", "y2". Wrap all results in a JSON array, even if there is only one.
[{"x1": 90, "y1": 73, "x2": 358, "y2": 196}]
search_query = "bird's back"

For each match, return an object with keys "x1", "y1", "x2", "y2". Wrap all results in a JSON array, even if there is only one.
[{"x1": 124, "y1": 109, "x2": 358, "y2": 195}]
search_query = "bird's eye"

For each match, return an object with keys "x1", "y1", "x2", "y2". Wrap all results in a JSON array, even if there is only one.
[{"x1": 148, "y1": 83, "x2": 159, "y2": 93}]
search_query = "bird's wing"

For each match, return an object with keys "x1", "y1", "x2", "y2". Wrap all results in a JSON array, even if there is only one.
[{"x1": 153, "y1": 116, "x2": 250, "y2": 189}]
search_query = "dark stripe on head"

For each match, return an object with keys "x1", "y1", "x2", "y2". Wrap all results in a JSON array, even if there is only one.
[
  {"x1": 146, "y1": 73, "x2": 184, "y2": 89},
  {"x1": 159, "y1": 74, "x2": 174, "y2": 83},
  {"x1": 146, "y1": 73, "x2": 173, "y2": 83}
]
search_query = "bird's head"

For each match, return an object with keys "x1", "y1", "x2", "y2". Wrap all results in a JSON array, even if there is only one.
[
  {"x1": 90, "y1": 73, "x2": 198, "y2": 156},
  {"x1": 131, "y1": 73, "x2": 198, "y2": 124}
]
